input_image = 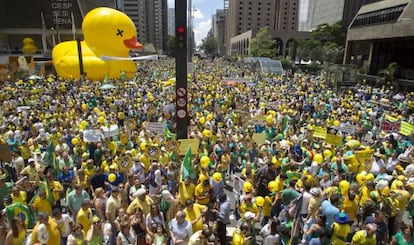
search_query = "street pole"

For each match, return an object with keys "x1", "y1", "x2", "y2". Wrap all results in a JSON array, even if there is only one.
[
  {"x1": 175, "y1": 0, "x2": 188, "y2": 139},
  {"x1": 76, "y1": 38, "x2": 85, "y2": 82}
]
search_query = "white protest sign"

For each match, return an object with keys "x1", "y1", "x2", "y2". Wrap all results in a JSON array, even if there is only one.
[
  {"x1": 83, "y1": 129, "x2": 103, "y2": 142},
  {"x1": 144, "y1": 122, "x2": 165, "y2": 134},
  {"x1": 101, "y1": 124, "x2": 120, "y2": 138}
]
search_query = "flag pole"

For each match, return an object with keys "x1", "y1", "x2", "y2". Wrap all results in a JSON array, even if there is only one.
[
  {"x1": 71, "y1": 12, "x2": 76, "y2": 40},
  {"x1": 40, "y1": 12, "x2": 47, "y2": 54}
]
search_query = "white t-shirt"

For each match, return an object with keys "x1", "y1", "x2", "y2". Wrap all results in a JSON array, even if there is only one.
[
  {"x1": 263, "y1": 234, "x2": 280, "y2": 245},
  {"x1": 54, "y1": 214, "x2": 73, "y2": 238}
]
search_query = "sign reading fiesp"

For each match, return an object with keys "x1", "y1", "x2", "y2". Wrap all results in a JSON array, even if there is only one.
[{"x1": 51, "y1": 0, "x2": 74, "y2": 26}]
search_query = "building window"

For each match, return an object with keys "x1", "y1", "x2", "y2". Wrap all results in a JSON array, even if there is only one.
[
  {"x1": 258, "y1": 12, "x2": 261, "y2": 15},
  {"x1": 249, "y1": 7, "x2": 251, "y2": 10},
  {"x1": 248, "y1": 1, "x2": 252, "y2": 5}
]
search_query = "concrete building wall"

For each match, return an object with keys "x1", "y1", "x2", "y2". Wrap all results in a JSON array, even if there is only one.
[
  {"x1": 226, "y1": 0, "x2": 299, "y2": 55},
  {"x1": 168, "y1": 8, "x2": 175, "y2": 37},
  {"x1": 305, "y1": 0, "x2": 345, "y2": 31}
]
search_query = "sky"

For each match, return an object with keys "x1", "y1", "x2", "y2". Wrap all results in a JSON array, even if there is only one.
[{"x1": 168, "y1": 0, "x2": 223, "y2": 46}]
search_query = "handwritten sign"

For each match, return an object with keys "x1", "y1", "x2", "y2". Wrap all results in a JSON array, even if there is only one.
[
  {"x1": 233, "y1": 175, "x2": 245, "y2": 195},
  {"x1": 102, "y1": 124, "x2": 119, "y2": 138},
  {"x1": 356, "y1": 150, "x2": 374, "y2": 160},
  {"x1": 83, "y1": 129, "x2": 103, "y2": 142},
  {"x1": 178, "y1": 139, "x2": 200, "y2": 155},
  {"x1": 325, "y1": 134, "x2": 343, "y2": 146},
  {"x1": 252, "y1": 133, "x2": 266, "y2": 145},
  {"x1": 144, "y1": 122, "x2": 165, "y2": 134},
  {"x1": 400, "y1": 121, "x2": 414, "y2": 136},
  {"x1": 380, "y1": 120, "x2": 400, "y2": 132},
  {"x1": 313, "y1": 126, "x2": 327, "y2": 139}
]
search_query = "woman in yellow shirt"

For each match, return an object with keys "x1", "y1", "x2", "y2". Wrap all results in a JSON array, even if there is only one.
[
  {"x1": 331, "y1": 213, "x2": 351, "y2": 245},
  {"x1": 5, "y1": 216, "x2": 26, "y2": 245},
  {"x1": 183, "y1": 200, "x2": 207, "y2": 232}
]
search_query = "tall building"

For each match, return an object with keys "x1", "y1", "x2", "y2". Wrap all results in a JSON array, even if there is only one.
[
  {"x1": 168, "y1": 8, "x2": 175, "y2": 37},
  {"x1": 122, "y1": 0, "x2": 168, "y2": 53},
  {"x1": 225, "y1": 0, "x2": 300, "y2": 55},
  {"x1": 212, "y1": 9, "x2": 226, "y2": 56},
  {"x1": 303, "y1": 0, "x2": 345, "y2": 31},
  {"x1": 227, "y1": 0, "x2": 299, "y2": 39},
  {"x1": 342, "y1": 0, "x2": 382, "y2": 29}
]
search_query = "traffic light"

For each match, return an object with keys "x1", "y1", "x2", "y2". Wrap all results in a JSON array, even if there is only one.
[{"x1": 176, "y1": 26, "x2": 186, "y2": 49}]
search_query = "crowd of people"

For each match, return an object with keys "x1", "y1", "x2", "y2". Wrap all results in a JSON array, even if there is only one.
[{"x1": 0, "y1": 57, "x2": 414, "y2": 245}]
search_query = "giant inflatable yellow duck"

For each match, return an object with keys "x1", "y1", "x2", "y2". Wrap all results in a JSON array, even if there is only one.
[{"x1": 52, "y1": 7, "x2": 142, "y2": 80}]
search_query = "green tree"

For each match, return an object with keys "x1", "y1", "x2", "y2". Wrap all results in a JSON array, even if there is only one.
[
  {"x1": 249, "y1": 27, "x2": 276, "y2": 58},
  {"x1": 167, "y1": 35, "x2": 176, "y2": 57},
  {"x1": 199, "y1": 34, "x2": 218, "y2": 56},
  {"x1": 378, "y1": 62, "x2": 398, "y2": 88}
]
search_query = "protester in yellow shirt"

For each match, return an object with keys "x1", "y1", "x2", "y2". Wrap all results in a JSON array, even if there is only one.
[
  {"x1": 127, "y1": 188, "x2": 154, "y2": 216},
  {"x1": 351, "y1": 223, "x2": 377, "y2": 245},
  {"x1": 179, "y1": 177, "x2": 195, "y2": 206},
  {"x1": 77, "y1": 199, "x2": 93, "y2": 233},
  {"x1": 232, "y1": 223, "x2": 251, "y2": 245},
  {"x1": 32, "y1": 190, "x2": 52, "y2": 215},
  {"x1": 31, "y1": 212, "x2": 61, "y2": 245},
  {"x1": 195, "y1": 179, "x2": 211, "y2": 205},
  {"x1": 184, "y1": 199, "x2": 207, "y2": 232},
  {"x1": 11, "y1": 187, "x2": 27, "y2": 205},
  {"x1": 331, "y1": 212, "x2": 351, "y2": 245},
  {"x1": 341, "y1": 191, "x2": 358, "y2": 223},
  {"x1": 239, "y1": 194, "x2": 259, "y2": 219}
]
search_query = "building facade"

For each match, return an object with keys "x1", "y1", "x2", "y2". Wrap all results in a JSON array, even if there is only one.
[
  {"x1": 225, "y1": 0, "x2": 299, "y2": 55},
  {"x1": 167, "y1": 8, "x2": 175, "y2": 37},
  {"x1": 342, "y1": 0, "x2": 382, "y2": 29},
  {"x1": 302, "y1": 0, "x2": 345, "y2": 31},
  {"x1": 212, "y1": 9, "x2": 226, "y2": 56},
  {"x1": 344, "y1": 0, "x2": 414, "y2": 80},
  {"x1": 121, "y1": 0, "x2": 167, "y2": 53}
]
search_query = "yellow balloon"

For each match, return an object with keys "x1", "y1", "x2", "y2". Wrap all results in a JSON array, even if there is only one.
[
  {"x1": 52, "y1": 7, "x2": 142, "y2": 80},
  {"x1": 313, "y1": 154, "x2": 323, "y2": 163},
  {"x1": 356, "y1": 172, "x2": 366, "y2": 185},
  {"x1": 108, "y1": 173, "x2": 116, "y2": 182},
  {"x1": 140, "y1": 142, "x2": 147, "y2": 151},
  {"x1": 255, "y1": 196, "x2": 265, "y2": 207},
  {"x1": 266, "y1": 115, "x2": 273, "y2": 125},
  {"x1": 366, "y1": 173, "x2": 375, "y2": 182},
  {"x1": 333, "y1": 120, "x2": 340, "y2": 127},
  {"x1": 212, "y1": 172, "x2": 222, "y2": 183},
  {"x1": 243, "y1": 181, "x2": 253, "y2": 193},
  {"x1": 199, "y1": 117, "x2": 206, "y2": 125},
  {"x1": 339, "y1": 180, "x2": 350, "y2": 196},
  {"x1": 71, "y1": 138, "x2": 79, "y2": 145},
  {"x1": 207, "y1": 114, "x2": 214, "y2": 121},
  {"x1": 81, "y1": 104, "x2": 88, "y2": 111},
  {"x1": 323, "y1": 149, "x2": 332, "y2": 159},
  {"x1": 200, "y1": 156, "x2": 210, "y2": 168},
  {"x1": 202, "y1": 129, "x2": 212, "y2": 138}
]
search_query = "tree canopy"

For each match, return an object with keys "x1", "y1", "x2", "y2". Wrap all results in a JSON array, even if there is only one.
[
  {"x1": 199, "y1": 34, "x2": 218, "y2": 56},
  {"x1": 249, "y1": 27, "x2": 276, "y2": 58}
]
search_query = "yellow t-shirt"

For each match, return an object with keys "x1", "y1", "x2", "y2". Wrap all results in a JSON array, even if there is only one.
[
  {"x1": 195, "y1": 183, "x2": 210, "y2": 205},
  {"x1": 331, "y1": 222, "x2": 350, "y2": 245},
  {"x1": 262, "y1": 196, "x2": 272, "y2": 216},
  {"x1": 352, "y1": 230, "x2": 376, "y2": 245},
  {"x1": 179, "y1": 182, "x2": 195, "y2": 206},
  {"x1": 12, "y1": 191, "x2": 27, "y2": 205},
  {"x1": 232, "y1": 229, "x2": 245, "y2": 245},
  {"x1": 77, "y1": 208, "x2": 92, "y2": 233},
  {"x1": 240, "y1": 202, "x2": 258, "y2": 218},
  {"x1": 50, "y1": 181, "x2": 63, "y2": 202},
  {"x1": 31, "y1": 218, "x2": 61, "y2": 245},
  {"x1": 11, "y1": 229, "x2": 26, "y2": 245},
  {"x1": 274, "y1": 177, "x2": 285, "y2": 192},
  {"x1": 127, "y1": 196, "x2": 154, "y2": 216},
  {"x1": 32, "y1": 197, "x2": 52, "y2": 215},
  {"x1": 184, "y1": 203, "x2": 207, "y2": 232},
  {"x1": 81, "y1": 163, "x2": 97, "y2": 178},
  {"x1": 342, "y1": 198, "x2": 358, "y2": 221}
]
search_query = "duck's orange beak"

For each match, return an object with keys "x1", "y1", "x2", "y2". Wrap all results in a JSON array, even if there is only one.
[{"x1": 123, "y1": 36, "x2": 143, "y2": 49}]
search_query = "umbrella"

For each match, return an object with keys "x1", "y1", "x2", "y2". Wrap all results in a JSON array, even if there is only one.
[{"x1": 99, "y1": 84, "x2": 116, "y2": 90}]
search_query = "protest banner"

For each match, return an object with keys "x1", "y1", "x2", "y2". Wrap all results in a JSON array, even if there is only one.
[
  {"x1": 356, "y1": 149, "x2": 374, "y2": 160},
  {"x1": 233, "y1": 175, "x2": 244, "y2": 195},
  {"x1": 143, "y1": 122, "x2": 165, "y2": 135},
  {"x1": 83, "y1": 129, "x2": 103, "y2": 142},
  {"x1": 313, "y1": 126, "x2": 327, "y2": 139},
  {"x1": 400, "y1": 121, "x2": 414, "y2": 136},
  {"x1": 178, "y1": 138, "x2": 200, "y2": 155},
  {"x1": 102, "y1": 124, "x2": 120, "y2": 138},
  {"x1": 252, "y1": 133, "x2": 266, "y2": 145},
  {"x1": 380, "y1": 120, "x2": 400, "y2": 132},
  {"x1": 325, "y1": 134, "x2": 343, "y2": 146}
]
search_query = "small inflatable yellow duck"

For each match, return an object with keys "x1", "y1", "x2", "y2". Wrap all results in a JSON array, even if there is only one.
[{"x1": 52, "y1": 7, "x2": 142, "y2": 80}]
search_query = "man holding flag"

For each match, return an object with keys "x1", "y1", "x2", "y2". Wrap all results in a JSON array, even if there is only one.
[{"x1": 179, "y1": 147, "x2": 196, "y2": 206}]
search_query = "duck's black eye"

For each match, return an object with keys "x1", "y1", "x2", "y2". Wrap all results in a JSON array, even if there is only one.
[{"x1": 116, "y1": 29, "x2": 124, "y2": 37}]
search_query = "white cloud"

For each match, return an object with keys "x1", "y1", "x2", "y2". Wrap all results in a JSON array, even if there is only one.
[
  {"x1": 193, "y1": 20, "x2": 211, "y2": 46},
  {"x1": 192, "y1": 8, "x2": 205, "y2": 19}
]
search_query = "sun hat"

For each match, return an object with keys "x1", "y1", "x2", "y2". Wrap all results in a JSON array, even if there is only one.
[
  {"x1": 310, "y1": 187, "x2": 322, "y2": 196},
  {"x1": 335, "y1": 212, "x2": 350, "y2": 224}
]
